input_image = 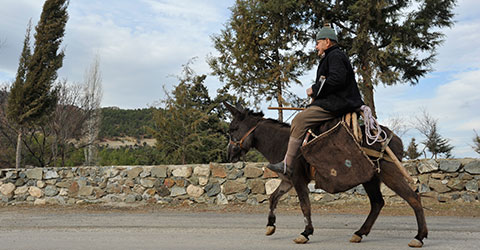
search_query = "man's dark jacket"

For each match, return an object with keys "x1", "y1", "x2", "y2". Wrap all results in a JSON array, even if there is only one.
[{"x1": 310, "y1": 45, "x2": 364, "y2": 115}]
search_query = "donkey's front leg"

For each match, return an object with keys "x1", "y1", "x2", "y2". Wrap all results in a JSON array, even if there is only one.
[
  {"x1": 292, "y1": 180, "x2": 314, "y2": 244},
  {"x1": 266, "y1": 179, "x2": 293, "y2": 236}
]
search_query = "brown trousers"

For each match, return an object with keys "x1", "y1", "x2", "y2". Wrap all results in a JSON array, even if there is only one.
[{"x1": 290, "y1": 106, "x2": 335, "y2": 139}]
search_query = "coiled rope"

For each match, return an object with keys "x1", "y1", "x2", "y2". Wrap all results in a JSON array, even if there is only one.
[{"x1": 360, "y1": 105, "x2": 387, "y2": 146}]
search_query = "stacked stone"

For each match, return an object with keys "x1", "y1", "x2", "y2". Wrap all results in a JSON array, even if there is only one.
[
  {"x1": 0, "y1": 163, "x2": 284, "y2": 206},
  {"x1": 1, "y1": 158, "x2": 479, "y2": 206},
  {"x1": 404, "y1": 159, "x2": 480, "y2": 203}
]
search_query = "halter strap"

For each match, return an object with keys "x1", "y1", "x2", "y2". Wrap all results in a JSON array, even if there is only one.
[{"x1": 229, "y1": 123, "x2": 259, "y2": 149}]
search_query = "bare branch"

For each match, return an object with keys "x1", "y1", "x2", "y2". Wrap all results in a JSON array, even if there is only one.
[
  {"x1": 82, "y1": 55, "x2": 103, "y2": 166},
  {"x1": 383, "y1": 115, "x2": 410, "y2": 138}
]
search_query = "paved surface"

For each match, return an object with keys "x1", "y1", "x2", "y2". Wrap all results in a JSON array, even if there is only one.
[{"x1": 0, "y1": 209, "x2": 479, "y2": 250}]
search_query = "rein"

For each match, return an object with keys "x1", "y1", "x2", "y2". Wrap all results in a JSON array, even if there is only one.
[{"x1": 229, "y1": 122, "x2": 261, "y2": 149}]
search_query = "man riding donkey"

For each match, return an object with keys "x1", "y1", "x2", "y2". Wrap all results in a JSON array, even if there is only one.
[
  {"x1": 225, "y1": 23, "x2": 426, "y2": 247},
  {"x1": 267, "y1": 23, "x2": 364, "y2": 176}
]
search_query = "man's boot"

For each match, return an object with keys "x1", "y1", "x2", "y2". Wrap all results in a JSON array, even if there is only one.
[{"x1": 267, "y1": 137, "x2": 302, "y2": 176}]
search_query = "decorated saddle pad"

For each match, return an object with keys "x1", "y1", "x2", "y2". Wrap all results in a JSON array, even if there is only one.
[{"x1": 301, "y1": 121, "x2": 375, "y2": 194}]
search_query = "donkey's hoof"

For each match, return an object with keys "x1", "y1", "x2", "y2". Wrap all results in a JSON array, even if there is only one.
[
  {"x1": 265, "y1": 226, "x2": 276, "y2": 236},
  {"x1": 408, "y1": 238, "x2": 423, "y2": 248},
  {"x1": 349, "y1": 234, "x2": 362, "y2": 243},
  {"x1": 293, "y1": 235, "x2": 309, "y2": 244}
]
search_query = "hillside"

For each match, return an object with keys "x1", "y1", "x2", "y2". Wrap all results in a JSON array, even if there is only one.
[{"x1": 99, "y1": 107, "x2": 156, "y2": 140}]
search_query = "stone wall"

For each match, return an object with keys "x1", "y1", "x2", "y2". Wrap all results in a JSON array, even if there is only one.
[{"x1": 0, "y1": 159, "x2": 479, "y2": 206}]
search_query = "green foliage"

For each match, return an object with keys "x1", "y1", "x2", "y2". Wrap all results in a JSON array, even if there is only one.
[
  {"x1": 415, "y1": 110, "x2": 453, "y2": 159},
  {"x1": 151, "y1": 61, "x2": 228, "y2": 164},
  {"x1": 5, "y1": 0, "x2": 68, "y2": 169},
  {"x1": 303, "y1": 0, "x2": 457, "y2": 115},
  {"x1": 97, "y1": 146, "x2": 164, "y2": 166},
  {"x1": 472, "y1": 130, "x2": 480, "y2": 155},
  {"x1": 405, "y1": 138, "x2": 422, "y2": 160},
  {"x1": 7, "y1": 20, "x2": 32, "y2": 125},
  {"x1": 209, "y1": 0, "x2": 314, "y2": 121},
  {"x1": 0, "y1": 88, "x2": 16, "y2": 168},
  {"x1": 99, "y1": 107, "x2": 155, "y2": 139},
  {"x1": 245, "y1": 149, "x2": 267, "y2": 162},
  {"x1": 17, "y1": 0, "x2": 69, "y2": 125},
  {"x1": 422, "y1": 123, "x2": 453, "y2": 159},
  {"x1": 213, "y1": 0, "x2": 457, "y2": 117}
]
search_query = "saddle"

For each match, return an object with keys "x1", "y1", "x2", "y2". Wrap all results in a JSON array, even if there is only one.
[{"x1": 300, "y1": 112, "x2": 388, "y2": 193}]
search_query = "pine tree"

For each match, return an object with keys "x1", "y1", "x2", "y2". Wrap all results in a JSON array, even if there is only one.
[
  {"x1": 152, "y1": 61, "x2": 227, "y2": 164},
  {"x1": 7, "y1": 0, "x2": 69, "y2": 168},
  {"x1": 405, "y1": 138, "x2": 421, "y2": 160},
  {"x1": 415, "y1": 109, "x2": 453, "y2": 159},
  {"x1": 306, "y1": 0, "x2": 457, "y2": 117},
  {"x1": 473, "y1": 130, "x2": 480, "y2": 155},
  {"x1": 209, "y1": 0, "x2": 313, "y2": 121},
  {"x1": 212, "y1": 0, "x2": 457, "y2": 118},
  {"x1": 422, "y1": 123, "x2": 453, "y2": 159}
]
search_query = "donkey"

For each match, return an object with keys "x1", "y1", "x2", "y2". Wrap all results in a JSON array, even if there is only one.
[{"x1": 224, "y1": 102, "x2": 428, "y2": 248}]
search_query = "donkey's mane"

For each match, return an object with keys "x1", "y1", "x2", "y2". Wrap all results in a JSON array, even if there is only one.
[
  {"x1": 246, "y1": 109, "x2": 264, "y2": 118},
  {"x1": 264, "y1": 118, "x2": 291, "y2": 128},
  {"x1": 244, "y1": 108, "x2": 291, "y2": 128}
]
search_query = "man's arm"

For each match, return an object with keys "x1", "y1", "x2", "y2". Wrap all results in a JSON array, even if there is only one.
[{"x1": 310, "y1": 54, "x2": 348, "y2": 99}]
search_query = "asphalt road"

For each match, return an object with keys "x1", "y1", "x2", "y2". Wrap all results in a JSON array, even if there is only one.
[{"x1": 0, "y1": 208, "x2": 479, "y2": 250}]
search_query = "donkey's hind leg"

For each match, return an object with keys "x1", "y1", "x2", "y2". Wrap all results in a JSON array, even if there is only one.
[
  {"x1": 350, "y1": 176, "x2": 384, "y2": 243},
  {"x1": 292, "y1": 178, "x2": 314, "y2": 244},
  {"x1": 266, "y1": 179, "x2": 293, "y2": 236},
  {"x1": 381, "y1": 163, "x2": 428, "y2": 248}
]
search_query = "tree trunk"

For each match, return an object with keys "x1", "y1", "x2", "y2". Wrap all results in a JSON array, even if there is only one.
[
  {"x1": 52, "y1": 134, "x2": 58, "y2": 168},
  {"x1": 15, "y1": 131, "x2": 22, "y2": 169},
  {"x1": 358, "y1": 60, "x2": 377, "y2": 118},
  {"x1": 276, "y1": 81, "x2": 283, "y2": 122},
  {"x1": 360, "y1": 80, "x2": 376, "y2": 118}
]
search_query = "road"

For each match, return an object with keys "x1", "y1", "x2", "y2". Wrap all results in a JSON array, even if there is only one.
[{"x1": 0, "y1": 208, "x2": 478, "y2": 250}]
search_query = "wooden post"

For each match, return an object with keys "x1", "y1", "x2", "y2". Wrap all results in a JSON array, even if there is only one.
[{"x1": 268, "y1": 107, "x2": 305, "y2": 111}]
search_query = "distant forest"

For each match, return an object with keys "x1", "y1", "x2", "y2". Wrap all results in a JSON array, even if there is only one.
[{"x1": 99, "y1": 107, "x2": 155, "y2": 139}]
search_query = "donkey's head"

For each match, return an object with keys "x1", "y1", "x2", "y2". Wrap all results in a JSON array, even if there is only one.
[{"x1": 223, "y1": 102, "x2": 264, "y2": 162}]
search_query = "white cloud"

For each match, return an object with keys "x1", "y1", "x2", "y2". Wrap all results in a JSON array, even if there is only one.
[
  {"x1": 433, "y1": 0, "x2": 480, "y2": 72},
  {"x1": 142, "y1": 0, "x2": 223, "y2": 23},
  {"x1": 59, "y1": 0, "x2": 235, "y2": 108},
  {"x1": 0, "y1": 1, "x2": 44, "y2": 79},
  {"x1": 376, "y1": 68, "x2": 480, "y2": 157},
  {"x1": 1, "y1": 0, "x2": 235, "y2": 107}
]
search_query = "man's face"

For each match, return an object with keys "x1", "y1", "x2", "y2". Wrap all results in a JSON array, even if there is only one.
[{"x1": 315, "y1": 38, "x2": 329, "y2": 56}]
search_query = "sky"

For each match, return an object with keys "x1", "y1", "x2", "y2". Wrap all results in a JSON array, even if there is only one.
[{"x1": 0, "y1": 0, "x2": 479, "y2": 158}]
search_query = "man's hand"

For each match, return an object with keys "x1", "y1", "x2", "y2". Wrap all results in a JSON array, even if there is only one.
[{"x1": 306, "y1": 87, "x2": 313, "y2": 97}]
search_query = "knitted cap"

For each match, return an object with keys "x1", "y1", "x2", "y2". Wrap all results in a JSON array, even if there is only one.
[{"x1": 316, "y1": 23, "x2": 338, "y2": 41}]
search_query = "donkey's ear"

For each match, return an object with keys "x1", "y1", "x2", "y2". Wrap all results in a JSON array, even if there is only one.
[
  {"x1": 235, "y1": 103, "x2": 245, "y2": 113},
  {"x1": 223, "y1": 101, "x2": 241, "y2": 116}
]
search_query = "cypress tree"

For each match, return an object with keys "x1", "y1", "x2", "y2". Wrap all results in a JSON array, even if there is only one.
[
  {"x1": 8, "y1": 20, "x2": 32, "y2": 121},
  {"x1": 7, "y1": 0, "x2": 69, "y2": 168},
  {"x1": 22, "y1": 0, "x2": 68, "y2": 124},
  {"x1": 7, "y1": 21, "x2": 33, "y2": 169}
]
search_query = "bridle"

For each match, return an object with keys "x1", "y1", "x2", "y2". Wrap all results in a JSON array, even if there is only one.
[{"x1": 229, "y1": 121, "x2": 262, "y2": 149}]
